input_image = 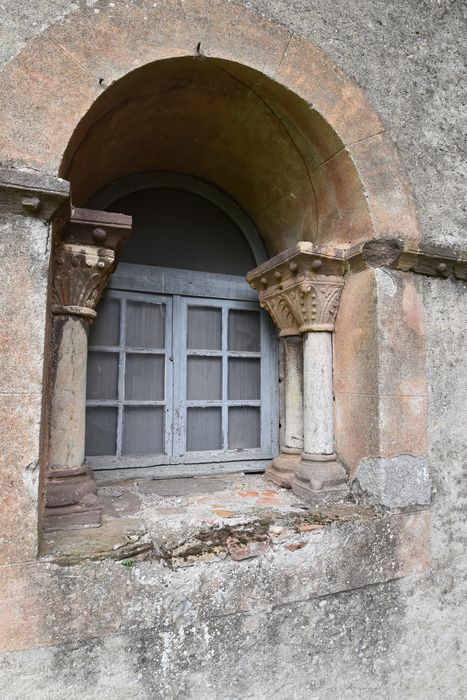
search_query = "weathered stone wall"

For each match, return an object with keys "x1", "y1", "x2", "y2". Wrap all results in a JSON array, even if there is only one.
[
  {"x1": 1, "y1": 273, "x2": 465, "y2": 700},
  {"x1": 0, "y1": 1, "x2": 465, "y2": 698},
  {"x1": 1, "y1": 0, "x2": 465, "y2": 250},
  {"x1": 250, "y1": 0, "x2": 467, "y2": 251}
]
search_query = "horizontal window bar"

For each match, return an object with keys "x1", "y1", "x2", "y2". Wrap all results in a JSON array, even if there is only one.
[
  {"x1": 227, "y1": 401, "x2": 262, "y2": 406},
  {"x1": 184, "y1": 400, "x2": 224, "y2": 407},
  {"x1": 226, "y1": 352, "x2": 262, "y2": 358},
  {"x1": 124, "y1": 348, "x2": 166, "y2": 355},
  {"x1": 87, "y1": 400, "x2": 166, "y2": 407},
  {"x1": 88, "y1": 346, "x2": 120, "y2": 353},
  {"x1": 186, "y1": 350, "x2": 223, "y2": 357},
  {"x1": 88, "y1": 346, "x2": 166, "y2": 355}
]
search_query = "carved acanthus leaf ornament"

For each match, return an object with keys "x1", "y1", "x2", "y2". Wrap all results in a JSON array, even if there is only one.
[
  {"x1": 260, "y1": 291, "x2": 300, "y2": 336},
  {"x1": 258, "y1": 276, "x2": 344, "y2": 334},
  {"x1": 52, "y1": 243, "x2": 115, "y2": 319},
  {"x1": 286, "y1": 278, "x2": 344, "y2": 332}
]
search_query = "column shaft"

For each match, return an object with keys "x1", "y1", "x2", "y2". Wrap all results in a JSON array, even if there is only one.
[
  {"x1": 266, "y1": 335, "x2": 303, "y2": 487},
  {"x1": 49, "y1": 316, "x2": 88, "y2": 470},
  {"x1": 284, "y1": 336, "x2": 304, "y2": 451},
  {"x1": 43, "y1": 208, "x2": 132, "y2": 531},
  {"x1": 292, "y1": 330, "x2": 348, "y2": 504},
  {"x1": 246, "y1": 246, "x2": 348, "y2": 502},
  {"x1": 302, "y1": 332, "x2": 333, "y2": 455}
]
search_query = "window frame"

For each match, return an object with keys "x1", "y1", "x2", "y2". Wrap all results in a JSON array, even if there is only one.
[
  {"x1": 86, "y1": 266, "x2": 279, "y2": 475},
  {"x1": 84, "y1": 172, "x2": 279, "y2": 477}
]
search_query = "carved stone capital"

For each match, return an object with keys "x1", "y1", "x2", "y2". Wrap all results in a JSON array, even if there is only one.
[
  {"x1": 248, "y1": 242, "x2": 345, "y2": 334},
  {"x1": 52, "y1": 206, "x2": 132, "y2": 320},
  {"x1": 259, "y1": 289, "x2": 300, "y2": 336},
  {"x1": 285, "y1": 277, "x2": 344, "y2": 332},
  {"x1": 52, "y1": 243, "x2": 115, "y2": 319},
  {"x1": 259, "y1": 277, "x2": 344, "y2": 334}
]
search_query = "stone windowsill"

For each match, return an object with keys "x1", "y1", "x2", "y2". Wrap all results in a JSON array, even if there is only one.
[{"x1": 41, "y1": 473, "x2": 431, "y2": 596}]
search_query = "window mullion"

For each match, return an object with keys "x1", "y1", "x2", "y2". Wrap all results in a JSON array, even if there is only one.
[
  {"x1": 222, "y1": 306, "x2": 228, "y2": 451},
  {"x1": 172, "y1": 295, "x2": 185, "y2": 459},
  {"x1": 116, "y1": 296, "x2": 127, "y2": 457}
]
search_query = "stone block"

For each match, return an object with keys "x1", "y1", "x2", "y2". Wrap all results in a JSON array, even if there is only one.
[
  {"x1": 276, "y1": 35, "x2": 384, "y2": 145},
  {"x1": 356, "y1": 455, "x2": 432, "y2": 508},
  {"x1": 378, "y1": 394, "x2": 428, "y2": 457},
  {"x1": 348, "y1": 133, "x2": 421, "y2": 242},
  {"x1": 311, "y1": 148, "x2": 373, "y2": 246},
  {"x1": 375, "y1": 269, "x2": 428, "y2": 397},
  {"x1": 45, "y1": 0, "x2": 292, "y2": 88},
  {"x1": 334, "y1": 392, "x2": 379, "y2": 478},
  {"x1": 0, "y1": 35, "x2": 100, "y2": 171},
  {"x1": 334, "y1": 268, "x2": 378, "y2": 396}
]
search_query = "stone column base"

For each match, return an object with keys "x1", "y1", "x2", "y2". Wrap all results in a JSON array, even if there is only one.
[
  {"x1": 43, "y1": 465, "x2": 102, "y2": 532},
  {"x1": 265, "y1": 448, "x2": 301, "y2": 488},
  {"x1": 292, "y1": 453, "x2": 349, "y2": 504}
]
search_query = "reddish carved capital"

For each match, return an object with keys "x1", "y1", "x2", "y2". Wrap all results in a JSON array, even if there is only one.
[{"x1": 52, "y1": 243, "x2": 115, "y2": 320}]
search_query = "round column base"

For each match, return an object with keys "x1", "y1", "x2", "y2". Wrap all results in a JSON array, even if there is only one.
[
  {"x1": 265, "y1": 449, "x2": 301, "y2": 488},
  {"x1": 292, "y1": 453, "x2": 349, "y2": 504},
  {"x1": 43, "y1": 464, "x2": 102, "y2": 532}
]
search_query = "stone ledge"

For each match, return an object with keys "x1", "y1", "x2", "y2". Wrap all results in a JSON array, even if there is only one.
[
  {"x1": 38, "y1": 475, "x2": 430, "y2": 576},
  {"x1": 2, "y1": 477, "x2": 430, "y2": 652},
  {"x1": 41, "y1": 517, "x2": 153, "y2": 566},
  {"x1": 0, "y1": 166, "x2": 69, "y2": 219},
  {"x1": 17, "y1": 474, "x2": 429, "y2": 658},
  {"x1": 246, "y1": 239, "x2": 467, "y2": 286}
]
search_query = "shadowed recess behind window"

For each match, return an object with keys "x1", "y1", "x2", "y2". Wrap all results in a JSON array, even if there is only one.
[{"x1": 108, "y1": 187, "x2": 256, "y2": 275}]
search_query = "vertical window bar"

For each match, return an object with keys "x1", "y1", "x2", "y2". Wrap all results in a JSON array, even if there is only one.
[
  {"x1": 164, "y1": 298, "x2": 172, "y2": 458},
  {"x1": 172, "y1": 295, "x2": 184, "y2": 458},
  {"x1": 116, "y1": 296, "x2": 127, "y2": 457},
  {"x1": 221, "y1": 305, "x2": 229, "y2": 451}
]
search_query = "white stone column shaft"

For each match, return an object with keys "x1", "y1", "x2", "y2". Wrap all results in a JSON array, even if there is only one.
[
  {"x1": 302, "y1": 331, "x2": 333, "y2": 455},
  {"x1": 283, "y1": 336, "x2": 304, "y2": 451}
]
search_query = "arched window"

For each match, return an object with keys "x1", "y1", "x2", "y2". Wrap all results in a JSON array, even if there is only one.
[{"x1": 84, "y1": 173, "x2": 278, "y2": 476}]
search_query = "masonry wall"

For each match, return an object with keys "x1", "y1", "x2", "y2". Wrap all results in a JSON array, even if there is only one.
[
  {"x1": 0, "y1": 1, "x2": 466, "y2": 698},
  {"x1": 1, "y1": 0, "x2": 465, "y2": 251}
]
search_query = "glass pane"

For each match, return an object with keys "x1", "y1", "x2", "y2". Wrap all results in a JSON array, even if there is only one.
[
  {"x1": 187, "y1": 307, "x2": 222, "y2": 350},
  {"x1": 228, "y1": 358, "x2": 261, "y2": 400},
  {"x1": 187, "y1": 357, "x2": 222, "y2": 400},
  {"x1": 228, "y1": 310, "x2": 260, "y2": 352},
  {"x1": 86, "y1": 352, "x2": 118, "y2": 400},
  {"x1": 85, "y1": 407, "x2": 117, "y2": 456},
  {"x1": 126, "y1": 301, "x2": 165, "y2": 349},
  {"x1": 123, "y1": 407, "x2": 164, "y2": 455},
  {"x1": 186, "y1": 408, "x2": 222, "y2": 452},
  {"x1": 89, "y1": 298, "x2": 120, "y2": 347},
  {"x1": 229, "y1": 407, "x2": 261, "y2": 449},
  {"x1": 125, "y1": 354, "x2": 165, "y2": 401}
]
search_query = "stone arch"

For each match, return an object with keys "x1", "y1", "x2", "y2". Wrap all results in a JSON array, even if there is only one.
[
  {"x1": 0, "y1": 0, "x2": 420, "y2": 247},
  {"x1": 0, "y1": 0, "x2": 428, "y2": 512}
]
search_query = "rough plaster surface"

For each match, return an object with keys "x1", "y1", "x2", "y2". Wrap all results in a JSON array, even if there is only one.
[
  {"x1": 0, "y1": 480, "x2": 432, "y2": 699},
  {"x1": 356, "y1": 455, "x2": 432, "y2": 507},
  {"x1": 1, "y1": 0, "x2": 466, "y2": 250},
  {"x1": 1, "y1": 274, "x2": 464, "y2": 698},
  {"x1": 1, "y1": 0, "x2": 465, "y2": 250},
  {"x1": 0, "y1": 212, "x2": 52, "y2": 564},
  {"x1": 248, "y1": 0, "x2": 467, "y2": 251}
]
